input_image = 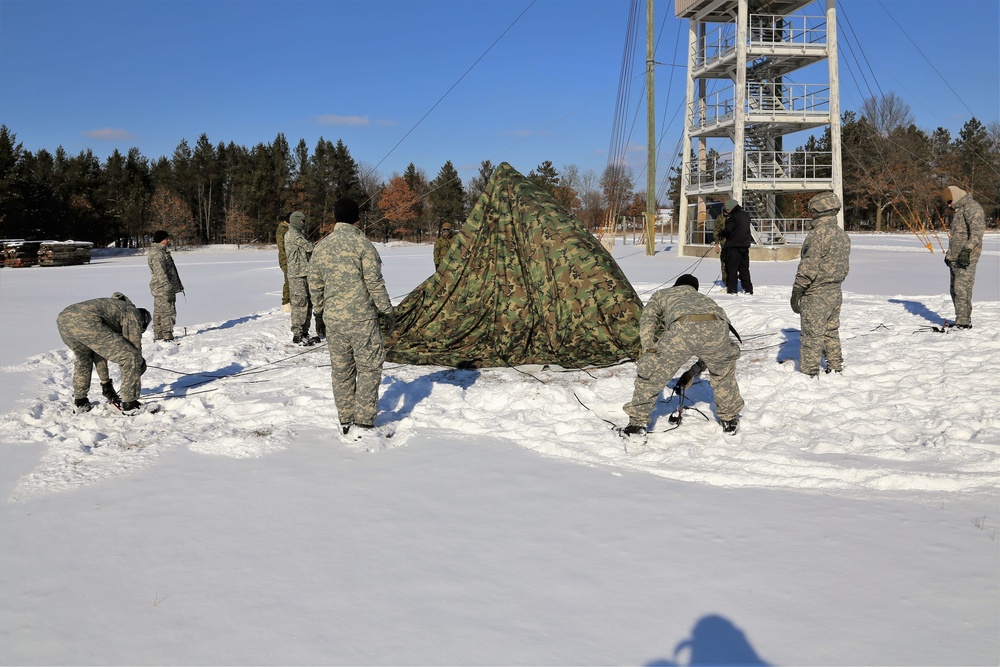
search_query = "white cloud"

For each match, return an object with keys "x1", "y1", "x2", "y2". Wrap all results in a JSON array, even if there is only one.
[
  {"x1": 316, "y1": 115, "x2": 371, "y2": 126},
  {"x1": 83, "y1": 128, "x2": 134, "y2": 141}
]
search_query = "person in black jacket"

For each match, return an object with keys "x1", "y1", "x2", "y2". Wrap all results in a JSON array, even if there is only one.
[{"x1": 719, "y1": 199, "x2": 753, "y2": 295}]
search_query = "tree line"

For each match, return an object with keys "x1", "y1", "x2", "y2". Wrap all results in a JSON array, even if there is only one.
[
  {"x1": 0, "y1": 94, "x2": 996, "y2": 247},
  {"x1": 0, "y1": 125, "x2": 636, "y2": 248}
]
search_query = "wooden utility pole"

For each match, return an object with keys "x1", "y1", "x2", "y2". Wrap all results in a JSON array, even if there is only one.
[{"x1": 645, "y1": 0, "x2": 656, "y2": 254}]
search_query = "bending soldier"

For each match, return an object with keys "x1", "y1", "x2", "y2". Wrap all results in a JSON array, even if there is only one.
[
  {"x1": 621, "y1": 274, "x2": 744, "y2": 439},
  {"x1": 790, "y1": 192, "x2": 851, "y2": 376},
  {"x1": 56, "y1": 293, "x2": 150, "y2": 415}
]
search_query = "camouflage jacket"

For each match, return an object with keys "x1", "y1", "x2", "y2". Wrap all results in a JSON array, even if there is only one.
[
  {"x1": 640, "y1": 285, "x2": 730, "y2": 349},
  {"x1": 276, "y1": 220, "x2": 289, "y2": 271},
  {"x1": 308, "y1": 222, "x2": 392, "y2": 322},
  {"x1": 946, "y1": 194, "x2": 986, "y2": 264},
  {"x1": 433, "y1": 236, "x2": 453, "y2": 268},
  {"x1": 148, "y1": 243, "x2": 183, "y2": 296},
  {"x1": 713, "y1": 214, "x2": 727, "y2": 246},
  {"x1": 58, "y1": 293, "x2": 145, "y2": 352},
  {"x1": 284, "y1": 226, "x2": 313, "y2": 278},
  {"x1": 794, "y1": 215, "x2": 851, "y2": 292}
]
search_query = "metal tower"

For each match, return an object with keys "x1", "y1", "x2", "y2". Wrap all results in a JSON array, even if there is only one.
[{"x1": 674, "y1": 0, "x2": 843, "y2": 259}]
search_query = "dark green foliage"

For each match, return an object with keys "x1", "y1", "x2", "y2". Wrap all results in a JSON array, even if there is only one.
[{"x1": 428, "y1": 160, "x2": 465, "y2": 230}]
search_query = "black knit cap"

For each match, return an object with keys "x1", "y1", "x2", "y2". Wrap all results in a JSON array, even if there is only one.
[
  {"x1": 334, "y1": 198, "x2": 360, "y2": 224},
  {"x1": 152, "y1": 230, "x2": 169, "y2": 243},
  {"x1": 674, "y1": 274, "x2": 699, "y2": 291}
]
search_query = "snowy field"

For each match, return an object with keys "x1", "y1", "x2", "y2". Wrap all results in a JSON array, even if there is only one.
[{"x1": 0, "y1": 232, "x2": 997, "y2": 665}]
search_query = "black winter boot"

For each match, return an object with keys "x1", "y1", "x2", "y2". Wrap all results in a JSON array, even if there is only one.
[
  {"x1": 721, "y1": 418, "x2": 740, "y2": 435},
  {"x1": 101, "y1": 380, "x2": 120, "y2": 403},
  {"x1": 74, "y1": 398, "x2": 93, "y2": 414}
]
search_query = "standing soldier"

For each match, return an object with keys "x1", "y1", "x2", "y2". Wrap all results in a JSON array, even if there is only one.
[
  {"x1": 433, "y1": 221, "x2": 455, "y2": 270},
  {"x1": 620, "y1": 274, "x2": 744, "y2": 439},
  {"x1": 148, "y1": 230, "x2": 184, "y2": 342},
  {"x1": 712, "y1": 208, "x2": 728, "y2": 287},
  {"x1": 284, "y1": 211, "x2": 319, "y2": 345},
  {"x1": 309, "y1": 198, "x2": 394, "y2": 440},
  {"x1": 57, "y1": 292, "x2": 151, "y2": 415},
  {"x1": 790, "y1": 191, "x2": 851, "y2": 376},
  {"x1": 276, "y1": 213, "x2": 291, "y2": 313},
  {"x1": 720, "y1": 199, "x2": 754, "y2": 295},
  {"x1": 942, "y1": 185, "x2": 986, "y2": 329}
]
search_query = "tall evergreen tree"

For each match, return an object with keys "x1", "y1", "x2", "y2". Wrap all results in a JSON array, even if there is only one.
[
  {"x1": 428, "y1": 160, "x2": 465, "y2": 236},
  {"x1": 528, "y1": 160, "x2": 560, "y2": 197},
  {"x1": 402, "y1": 163, "x2": 431, "y2": 238},
  {"x1": 466, "y1": 159, "x2": 495, "y2": 209},
  {"x1": 0, "y1": 125, "x2": 30, "y2": 237}
]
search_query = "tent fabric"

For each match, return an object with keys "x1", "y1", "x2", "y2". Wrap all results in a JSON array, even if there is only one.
[{"x1": 384, "y1": 162, "x2": 643, "y2": 369}]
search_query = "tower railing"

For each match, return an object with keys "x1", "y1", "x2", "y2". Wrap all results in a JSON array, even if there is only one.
[
  {"x1": 745, "y1": 150, "x2": 832, "y2": 184},
  {"x1": 692, "y1": 13, "x2": 826, "y2": 70},
  {"x1": 689, "y1": 82, "x2": 830, "y2": 132},
  {"x1": 684, "y1": 153, "x2": 734, "y2": 191},
  {"x1": 748, "y1": 13, "x2": 828, "y2": 48}
]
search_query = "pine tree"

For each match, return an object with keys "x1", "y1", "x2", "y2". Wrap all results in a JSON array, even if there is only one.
[{"x1": 428, "y1": 160, "x2": 465, "y2": 236}]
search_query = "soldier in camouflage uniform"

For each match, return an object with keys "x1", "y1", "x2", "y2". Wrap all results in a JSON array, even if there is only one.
[
  {"x1": 148, "y1": 230, "x2": 184, "y2": 341},
  {"x1": 276, "y1": 213, "x2": 291, "y2": 312},
  {"x1": 790, "y1": 192, "x2": 851, "y2": 376},
  {"x1": 942, "y1": 186, "x2": 986, "y2": 329},
  {"x1": 56, "y1": 292, "x2": 150, "y2": 414},
  {"x1": 284, "y1": 211, "x2": 319, "y2": 345},
  {"x1": 713, "y1": 210, "x2": 728, "y2": 286},
  {"x1": 433, "y1": 221, "x2": 455, "y2": 270},
  {"x1": 621, "y1": 274, "x2": 744, "y2": 438},
  {"x1": 308, "y1": 198, "x2": 394, "y2": 437}
]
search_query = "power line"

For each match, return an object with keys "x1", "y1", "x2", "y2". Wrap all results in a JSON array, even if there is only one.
[
  {"x1": 875, "y1": 0, "x2": 977, "y2": 119},
  {"x1": 365, "y1": 0, "x2": 538, "y2": 180}
]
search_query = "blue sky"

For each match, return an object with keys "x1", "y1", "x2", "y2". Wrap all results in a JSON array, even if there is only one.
[{"x1": 1, "y1": 0, "x2": 997, "y2": 187}]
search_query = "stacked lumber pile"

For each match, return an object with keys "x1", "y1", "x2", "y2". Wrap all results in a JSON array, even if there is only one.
[
  {"x1": 2, "y1": 240, "x2": 42, "y2": 267},
  {"x1": 38, "y1": 241, "x2": 94, "y2": 266}
]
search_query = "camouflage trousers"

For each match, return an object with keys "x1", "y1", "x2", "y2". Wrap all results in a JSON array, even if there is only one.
[
  {"x1": 325, "y1": 317, "x2": 385, "y2": 427},
  {"x1": 799, "y1": 286, "x2": 843, "y2": 375},
  {"x1": 718, "y1": 244, "x2": 728, "y2": 287},
  {"x1": 289, "y1": 276, "x2": 313, "y2": 336},
  {"x1": 57, "y1": 315, "x2": 143, "y2": 402},
  {"x1": 949, "y1": 262, "x2": 978, "y2": 326},
  {"x1": 281, "y1": 269, "x2": 290, "y2": 306},
  {"x1": 152, "y1": 293, "x2": 176, "y2": 340},
  {"x1": 624, "y1": 319, "x2": 744, "y2": 426}
]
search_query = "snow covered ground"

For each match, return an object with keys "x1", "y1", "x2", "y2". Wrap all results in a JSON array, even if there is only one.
[{"x1": 0, "y1": 233, "x2": 997, "y2": 665}]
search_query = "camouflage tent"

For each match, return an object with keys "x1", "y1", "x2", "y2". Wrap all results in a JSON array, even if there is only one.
[{"x1": 385, "y1": 162, "x2": 643, "y2": 369}]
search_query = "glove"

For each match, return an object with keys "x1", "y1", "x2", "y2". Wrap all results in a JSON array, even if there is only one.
[
  {"x1": 944, "y1": 257, "x2": 951, "y2": 267},
  {"x1": 675, "y1": 360, "x2": 706, "y2": 392},
  {"x1": 379, "y1": 312, "x2": 397, "y2": 335},
  {"x1": 139, "y1": 358, "x2": 147, "y2": 375},
  {"x1": 957, "y1": 248, "x2": 971, "y2": 269},
  {"x1": 315, "y1": 316, "x2": 326, "y2": 338},
  {"x1": 101, "y1": 380, "x2": 119, "y2": 401},
  {"x1": 790, "y1": 286, "x2": 804, "y2": 314}
]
